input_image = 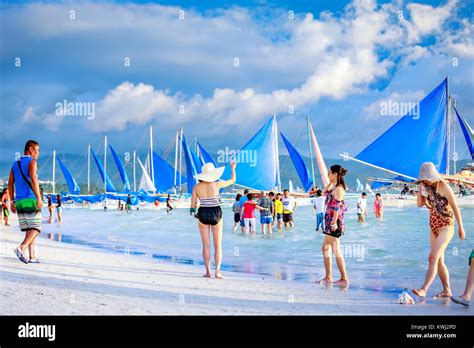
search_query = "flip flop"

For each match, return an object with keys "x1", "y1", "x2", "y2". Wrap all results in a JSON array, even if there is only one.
[
  {"x1": 13, "y1": 248, "x2": 29, "y2": 264},
  {"x1": 29, "y1": 258, "x2": 40, "y2": 264},
  {"x1": 451, "y1": 296, "x2": 471, "y2": 307}
]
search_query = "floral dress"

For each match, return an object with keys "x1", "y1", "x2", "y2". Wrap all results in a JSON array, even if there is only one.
[{"x1": 324, "y1": 186, "x2": 348, "y2": 234}]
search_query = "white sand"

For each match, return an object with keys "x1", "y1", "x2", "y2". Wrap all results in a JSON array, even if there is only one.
[{"x1": 0, "y1": 227, "x2": 471, "y2": 315}]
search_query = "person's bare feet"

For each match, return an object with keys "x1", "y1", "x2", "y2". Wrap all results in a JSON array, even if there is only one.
[
  {"x1": 433, "y1": 290, "x2": 452, "y2": 298},
  {"x1": 412, "y1": 288, "x2": 426, "y2": 297},
  {"x1": 215, "y1": 271, "x2": 224, "y2": 279},
  {"x1": 333, "y1": 279, "x2": 349, "y2": 286},
  {"x1": 203, "y1": 272, "x2": 211, "y2": 278},
  {"x1": 319, "y1": 277, "x2": 333, "y2": 284}
]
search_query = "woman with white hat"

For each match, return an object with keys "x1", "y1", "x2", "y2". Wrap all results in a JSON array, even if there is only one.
[
  {"x1": 412, "y1": 162, "x2": 466, "y2": 298},
  {"x1": 190, "y1": 161, "x2": 236, "y2": 279}
]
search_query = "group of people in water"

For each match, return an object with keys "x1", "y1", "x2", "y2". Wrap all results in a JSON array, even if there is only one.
[
  {"x1": 190, "y1": 159, "x2": 472, "y2": 306},
  {"x1": 230, "y1": 189, "x2": 297, "y2": 234},
  {"x1": 356, "y1": 191, "x2": 384, "y2": 222},
  {"x1": 4, "y1": 140, "x2": 473, "y2": 307}
]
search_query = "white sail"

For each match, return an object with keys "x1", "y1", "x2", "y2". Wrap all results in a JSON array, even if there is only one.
[
  {"x1": 309, "y1": 122, "x2": 330, "y2": 187},
  {"x1": 365, "y1": 183, "x2": 374, "y2": 195},
  {"x1": 356, "y1": 178, "x2": 364, "y2": 192},
  {"x1": 288, "y1": 179, "x2": 294, "y2": 193},
  {"x1": 138, "y1": 156, "x2": 157, "y2": 193}
]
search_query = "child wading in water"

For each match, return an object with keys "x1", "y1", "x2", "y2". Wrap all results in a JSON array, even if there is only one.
[{"x1": 374, "y1": 193, "x2": 384, "y2": 219}]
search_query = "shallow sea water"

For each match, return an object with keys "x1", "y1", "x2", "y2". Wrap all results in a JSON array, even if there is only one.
[{"x1": 39, "y1": 196, "x2": 473, "y2": 294}]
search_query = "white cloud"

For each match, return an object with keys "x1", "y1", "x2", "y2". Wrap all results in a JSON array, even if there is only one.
[
  {"x1": 403, "y1": 0, "x2": 457, "y2": 43},
  {"x1": 21, "y1": 106, "x2": 62, "y2": 131},
  {"x1": 4, "y1": 0, "x2": 471, "y2": 138},
  {"x1": 361, "y1": 90, "x2": 426, "y2": 121}
]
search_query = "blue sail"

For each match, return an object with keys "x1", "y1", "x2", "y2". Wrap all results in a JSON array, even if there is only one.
[
  {"x1": 182, "y1": 135, "x2": 198, "y2": 193},
  {"x1": 197, "y1": 142, "x2": 217, "y2": 167},
  {"x1": 109, "y1": 144, "x2": 131, "y2": 191},
  {"x1": 191, "y1": 148, "x2": 204, "y2": 173},
  {"x1": 222, "y1": 117, "x2": 279, "y2": 190},
  {"x1": 356, "y1": 78, "x2": 448, "y2": 179},
  {"x1": 68, "y1": 194, "x2": 105, "y2": 203},
  {"x1": 152, "y1": 151, "x2": 179, "y2": 192},
  {"x1": 56, "y1": 157, "x2": 81, "y2": 194},
  {"x1": 91, "y1": 149, "x2": 116, "y2": 192},
  {"x1": 280, "y1": 132, "x2": 314, "y2": 192},
  {"x1": 454, "y1": 106, "x2": 474, "y2": 160}
]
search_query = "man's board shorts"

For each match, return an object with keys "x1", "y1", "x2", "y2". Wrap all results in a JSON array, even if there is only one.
[
  {"x1": 56, "y1": 206, "x2": 62, "y2": 213},
  {"x1": 2, "y1": 206, "x2": 8, "y2": 217},
  {"x1": 126, "y1": 204, "x2": 132, "y2": 210},
  {"x1": 234, "y1": 213, "x2": 240, "y2": 223},
  {"x1": 469, "y1": 250, "x2": 474, "y2": 266},
  {"x1": 260, "y1": 216, "x2": 273, "y2": 224},
  {"x1": 283, "y1": 212, "x2": 293, "y2": 223},
  {"x1": 16, "y1": 198, "x2": 41, "y2": 233}
]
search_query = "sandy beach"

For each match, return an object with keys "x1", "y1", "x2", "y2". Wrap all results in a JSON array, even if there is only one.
[{"x1": 0, "y1": 226, "x2": 471, "y2": 316}]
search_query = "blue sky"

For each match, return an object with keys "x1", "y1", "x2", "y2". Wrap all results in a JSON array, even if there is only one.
[{"x1": 1, "y1": 0, "x2": 473, "y2": 164}]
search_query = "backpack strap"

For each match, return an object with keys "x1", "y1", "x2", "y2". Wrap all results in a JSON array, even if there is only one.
[{"x1": 17, "y1": 160, "x2": 34, "y2": 191}]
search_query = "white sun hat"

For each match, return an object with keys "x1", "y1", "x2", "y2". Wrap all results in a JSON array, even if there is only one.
[
  {"x1": 414, "y1": 162, "x2": 444, "y2": 184},
  {"x1": 194, "y1": 163, "x2": 226, "y2": 182}
]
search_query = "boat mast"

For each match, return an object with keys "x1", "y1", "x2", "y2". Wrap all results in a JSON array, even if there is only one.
[
  {"x1": 149, "y1": 126, "x2": 155, "y2": 194},
  {"x1": 274, "y1": 114, "x2": 281, "y2": 192},
  {"x1": 104, "y1": 136, "x2": 107, "y2": 193},
  {"x1": 307, "y1": 116, "x2": 316, "y2": 191},
  {"x1": 133, "y1": 150, "x2": 136, "y2": 192},
  {"x1": 453, "y1": 98, "x2": 457, "y2": 174},
  {"x1": 87, "y1": 144, "x2": 90, "y2": 194},
  {"x1": 179, "y1": 128, "x2": 183, "y2": 195},
  {"x1": 446, "y1": 76, "x2": 450, "y2": 175},
  {"x1": 174, "y1": 130, "x2": 179, "y2": 194},
  {"x1": 52, "y1": 150, "x2": 56, "y2": 194}
]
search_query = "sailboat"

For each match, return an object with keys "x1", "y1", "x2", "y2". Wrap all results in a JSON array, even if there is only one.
[
  {"x1": 109, "y1": 144, "x2": 131, "y2": 192},
  {"x1": 280, "y1": 132, "x2": 314, "y2": 192},
  {"x1": 56, "y1": 157, "x2": 81, "y2": 194},
  {"x1": 280, "y1": 116, "x2": 329, "y2": 194},
  {"x1": 138, "y1": 155, "x2": 156, "y2": 193},
  {"x1": 340, "y1": 77, "x2": 473, "y2": 203},
  {"x1": 197, "y1": 142, "x2": 217, "y2": 167},
  {"x1": 356, "y1": 178, "x2": 364, "y2": 192},
  {"x1": 288, "y1": 179, "x2": 294, "y2": 193},
  {"x1": 221, "y1": 115, "x2": 281, "y2": 191}
]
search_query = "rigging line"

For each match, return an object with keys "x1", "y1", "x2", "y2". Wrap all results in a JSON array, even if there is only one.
[
  {"x1": 162, "y1": 137, "x2": 175, "y2": 162},
  {"x1": 131, "y1": 130, "x2": 148, "y2": 154},
  {"x1": 38, "y1": 152, "x2": 52, "y2": 173}
]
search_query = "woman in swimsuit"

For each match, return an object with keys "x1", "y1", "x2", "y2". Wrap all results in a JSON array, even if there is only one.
[
  {"x1": 320, "y1": 164, "x2": 349, "y2": 286},
  {"x1": 191, "y1": 161, "x2": 236, "y2": 279},
  {"x1": 413, "y1": 162, "x2": 466, "y2": 298}
]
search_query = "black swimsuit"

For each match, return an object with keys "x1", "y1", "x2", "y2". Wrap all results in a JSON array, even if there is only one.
[{"x1": 197, "y1": 196, "x2": 222, "y2": 226}]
